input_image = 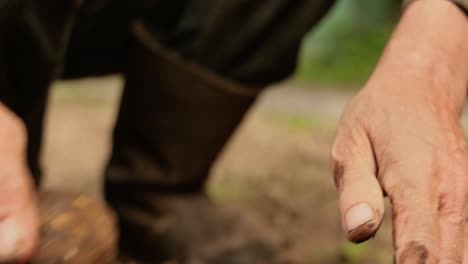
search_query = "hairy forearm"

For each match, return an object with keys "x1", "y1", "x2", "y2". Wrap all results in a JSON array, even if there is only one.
[{"x1": 369, "y1": 0, "x2": 468, "y2": 112}]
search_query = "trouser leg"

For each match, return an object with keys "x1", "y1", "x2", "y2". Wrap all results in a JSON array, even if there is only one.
[
  {"x1": 105, "y1": 25, "x2": 259, "y2": 261},
  {"x1": 63, "y1": 0, "x2": 135, "y2": 78},
  {"x1": 104, "y1": 0, "x2": 335, "y2": 261},
  {"x1": 106, "y1": 23, "x2": 259, "y2": 193},
  {"x1": 104, "y1": 0, "x2": 337, "y2": 196},
  {"x1": 0, "y1": 0, "x2": 77, "y2": 185}
]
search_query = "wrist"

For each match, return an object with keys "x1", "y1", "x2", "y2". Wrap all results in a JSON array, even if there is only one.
[{"x1": 368, "y1": 0, "x2": 468, "y2": 111}]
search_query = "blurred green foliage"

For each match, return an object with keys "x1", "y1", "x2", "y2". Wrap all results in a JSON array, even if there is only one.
[
  {"x1": 339, "y1": 241, "x2": 371, "y2": 263},
  {"x1": 263, "y1": 111, "x2": 325, "y2": 132},
  {"x1": 295, "y1": 0, "x2": 400, "y2": 85}
]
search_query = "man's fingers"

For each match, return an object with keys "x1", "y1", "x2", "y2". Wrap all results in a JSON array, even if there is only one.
[
  {"x1": 386, "y1": 166, "x2": 440, "y2": 263},
  {"x1": 391, "y1": 188, "x2": 465, "y2": 264},
  {"x1": 438, "y1": 202, "x2": 465, "y2": 264},
  {"x1": 390, "y1": 193, "x2": 439, "y2": 263},
  {"x1": 437, "y1": 164, "x2": 467, "y2": 264},
  {"x1": 338, "y1": 170, "x2": 385, "y2": 243},
  {"x1": 395, "y1": 152, "x2": 468, "y2": 264},
  {"x1": 331, "y1": 127, "x2": 384, "y2": 243}
]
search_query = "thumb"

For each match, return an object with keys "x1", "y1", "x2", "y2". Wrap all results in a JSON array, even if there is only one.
[{"x1": 331, "y1": 128, "x2": 385, "y2": 243}]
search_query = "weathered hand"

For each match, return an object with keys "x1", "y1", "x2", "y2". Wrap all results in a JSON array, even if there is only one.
[
  {"x1": 0, "y1": 104, "x2": 39, "y2": 262},
  {"x1": 331, "y1": 80, "x2": 468, "y2": 263},
  {"x1": 330, "y1": 0, "x2": 468, "y2": 262}
]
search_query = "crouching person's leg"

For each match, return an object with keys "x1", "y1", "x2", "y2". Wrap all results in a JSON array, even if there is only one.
[
  {"x1": 106, "y1": 0, "x2": 335, "y2": 263},
  {"x1": 106, "y1": 26, "x2": 263, "y2": 264}
]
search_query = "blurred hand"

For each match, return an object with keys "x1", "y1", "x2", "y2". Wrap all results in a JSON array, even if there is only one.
[{"x1": 0, "y1": 103, "x2": 39, "y2": 262}]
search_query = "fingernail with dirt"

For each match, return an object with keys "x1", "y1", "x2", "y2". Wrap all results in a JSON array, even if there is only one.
[
  {"x1": 345, "y1": 203, "x2": 374, "y2": 232},
  {"x1": 0, "y1": 218, "x2": 23, "y2": 262}
]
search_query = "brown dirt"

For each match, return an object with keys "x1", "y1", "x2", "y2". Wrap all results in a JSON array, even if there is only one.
[{"x1": 40, "y1": 76, "x2": 394, "y2": 263}]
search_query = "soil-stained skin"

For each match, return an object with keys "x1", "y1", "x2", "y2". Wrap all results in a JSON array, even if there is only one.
[
  {"x1": 332, "y1": 161, "x2": 345, "y2": 193},
  {"x1": 346, "y1": 207, "x2": 382, "y2": 243},
  {"x1": 347, "y1": 221, "x2": 376, "y2": 243},
  {"x1": 397, "y1": 241, "x2": 429, "y2": 264}
]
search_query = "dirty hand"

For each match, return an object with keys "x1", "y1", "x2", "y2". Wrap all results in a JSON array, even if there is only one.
[
  {"x1": 332, "y1": 78, "x2": 467, "y2": 263},
  {"x1": 0, "y1": 103, "x2": 39, "y2": 262},
  {"x1": 331, "y1": 0, "x2": 468, "y2": 263}
]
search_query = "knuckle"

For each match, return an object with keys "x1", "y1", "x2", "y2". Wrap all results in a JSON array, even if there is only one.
[
  {"x1": 330, "y1": 139, "x2": 347, "y2": 165},
  {"x1": 390, "y1": 195, "x2": 414, "y2": 224},
  {"x1": 330, "y1": 159, "x2": 346, "y2": 193},
  {"x1": 438, "y1": 193, "x2": 465, "y2": 221},
  {"x1": 383, "y1": 171, "x2": 419, "y2": 200},
  {"x1": 332, "y1": 160, "x2": 345, "y2": 191},
  {"x1": 330, "y1": 142, "x2": 348, "y2": 191},
  {"x1": 438, "y1": 163, "x2": 468, "y2": 208}
]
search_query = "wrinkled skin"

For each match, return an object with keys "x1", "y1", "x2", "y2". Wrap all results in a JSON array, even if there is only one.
[
  {"x1": 332, "y1": 0, "x2": 468, "y2": 263},
  {"x1": 333, "y1": 84, "x2": 468, "y2": 263}
]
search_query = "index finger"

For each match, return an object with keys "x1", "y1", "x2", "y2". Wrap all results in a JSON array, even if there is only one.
[
  {"x1": 437, "y1": 158, "x2": 467, "y2": 264},
  {"x1": 382, "y1": 163, "x2": 440, "y2": 264}
]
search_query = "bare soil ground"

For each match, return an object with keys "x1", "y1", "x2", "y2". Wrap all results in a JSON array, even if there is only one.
[{"x1": 41, "y1": 76, "x2": 394, "y2": 263}]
